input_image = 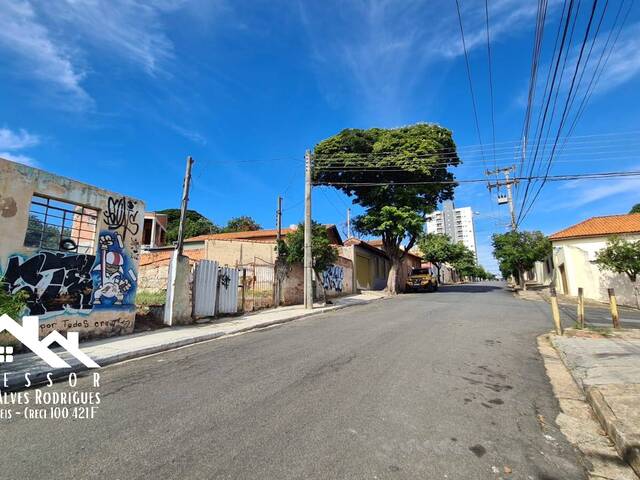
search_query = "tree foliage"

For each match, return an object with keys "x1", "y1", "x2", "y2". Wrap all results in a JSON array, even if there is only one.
[
  {"x1": 595, "y1": 236, "x2": 640, "y2": 282},
  {"x1": 630, "y1": 203, "x2": 640, "y2": 214},
  {"x1": 492, "y1": 231, "x2": 551, "y2": 289},
  {"x1": 418, "y1": 233, "x2": 457, "y2": 280},
  {"x1": 282, "y1": 222, "x2": 337, "y2": 274},
  {"x1": 222, "y1": 216, "x2": 261, "y2": 233},
  {"x1": 596, "y1": 236, "x2": 640, "y2": 308},
  {"x1": 314, "y1": 123, "x2": 460, "y2": 292},
  {"x1": 157, "y1": 209, "x2": 220, "y2": 243}
]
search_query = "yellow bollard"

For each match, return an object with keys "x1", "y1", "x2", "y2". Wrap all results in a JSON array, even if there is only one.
[
  {"x1": 577, "y1": 287, "x2": 585, "y2": 328},
  {"x1": 608, "y1": 288, "x2": 620, "y2": 329},
  {"x1": 550, "y1": 287, "x2": 563, "y2": 335}
]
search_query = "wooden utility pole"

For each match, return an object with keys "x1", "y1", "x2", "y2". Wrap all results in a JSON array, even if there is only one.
[
  {"x1": 608, "y1": 288, "x2": 620, "y2": 328},
  {"x1": 304, "y1": 150, "x2": 313, "y2": 309},
  {"x1": 486, "y1": 165, "x2": 518, "y2": 231},
  {"x1": 347, "y1": 208, "x2": 351, "y2": 239},
  {"x1": 276, "y1": 195, "x2": 282, "y2": 242},
  {"x1": 274, "y1": 195, "x2": 283, "y2": 307},
  {"x1": 176, "y1": 156, "x2": 194, "y2": 255}
]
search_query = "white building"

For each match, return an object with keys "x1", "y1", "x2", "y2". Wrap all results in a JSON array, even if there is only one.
[
  {"x1": 549, "y1": 213, "x2": 640, "y2": 307},
  {"x1": 425, "y1": 200, "x2": 477, "y2": 257}
]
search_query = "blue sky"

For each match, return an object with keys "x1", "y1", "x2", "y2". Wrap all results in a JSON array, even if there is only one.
[{"x1": 1, "y1": 0, "x2": 639, "y2": 273}]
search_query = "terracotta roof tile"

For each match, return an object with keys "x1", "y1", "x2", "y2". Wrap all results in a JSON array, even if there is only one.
[{"x1": 549, "y1": 213, "x2": 640, "y2": 240}]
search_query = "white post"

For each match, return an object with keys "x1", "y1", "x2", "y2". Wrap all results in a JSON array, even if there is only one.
[{"x1": 304, "y1": 150, "x2": 313, "y2": 309}]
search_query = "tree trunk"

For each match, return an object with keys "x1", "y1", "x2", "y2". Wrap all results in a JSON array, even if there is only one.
[
  {"x1": 518, "y1": 268, "x2": 526, "y2": 290},
  {"x1": 436, "y1": 263, "x2": 441, "y2": 283},
  {"x1": 315, "y1": 270, "x2": 326, "y2": 305},
  {"x1": 387, "y1": 257, "x2": 403, "y2": 294}
]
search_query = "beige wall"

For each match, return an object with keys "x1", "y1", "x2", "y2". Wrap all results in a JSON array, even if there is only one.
[
  {"x1": 552, "y1": 235, "x2": 640, "y2": 307},
  {"x1": 0, "y1": 158, "x2": 144, "y2": 338},
  {"x1": 339, "y1": 245, "x2": 389, "y2": 290},
  {"x1": 204, "y1": 239, "x2": 276, "y2": 266}
]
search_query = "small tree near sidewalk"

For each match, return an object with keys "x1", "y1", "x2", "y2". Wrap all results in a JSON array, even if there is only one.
[
  {"x1": 595, "y1": 236, "x2": 640, "y2": 308},
  {"x1": 492, "y1": 230, "x2": 551, "y2": 290},
  {"x1": 282, "y1": 222, "x2": 338, "y2": 302}
]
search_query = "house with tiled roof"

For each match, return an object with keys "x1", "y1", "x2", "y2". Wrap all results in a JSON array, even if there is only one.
[{"x1": 549, "y1": 213, "x2": 640, "y2": 307}]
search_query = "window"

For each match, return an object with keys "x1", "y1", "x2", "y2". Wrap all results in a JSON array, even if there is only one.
[
  {"x1": 0, "y1": 346, "x2": 13, "y2": 363},
  {"x1": 24, "y1": 195, "x2": 98, "y2": 254}
]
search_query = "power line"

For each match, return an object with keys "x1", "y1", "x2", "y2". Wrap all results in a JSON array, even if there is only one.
[
  {"x1": 484, "y1": 0, "x2": 497, "y2": 169},
  {"x1": 314, "y1": 169, "x2": 640, "y2": 186},
  {"x1": 454, "y1": 0, "x2": 488, "y2": 168}
]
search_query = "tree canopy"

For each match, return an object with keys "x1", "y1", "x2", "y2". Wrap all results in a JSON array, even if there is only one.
[
  {"x1": 630, "y1": 203, "x2": 640, "y2": 214},
  {"x1": 157, "y1": 209, "x2": 220, "y2": 243},
  {"x1": 595, "y1": 236, "x2": 640, "y2": 308},
  {"x1": 492, "y1": 231, "x2": 551, "y2": 289},
  {"x1": 418, "y1": 233, "x2": 458, "y2": 280},
  {"x1": 222, "y1": 216, "x2": 261, "y2": 233},
  {"x1": 313, "y1": 123, "x2": 460, "y2": 293}
]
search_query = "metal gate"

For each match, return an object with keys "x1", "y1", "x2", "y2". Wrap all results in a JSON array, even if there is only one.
[
  {"x1": 239, "y1": 259, "x2": 275, "y2": 311},
  {"x1": 193, "y1": 260, "x2": 218, "y2": 318},
  {"x1": 217, "y1": 266, "x2": 239, "y2": 314}
]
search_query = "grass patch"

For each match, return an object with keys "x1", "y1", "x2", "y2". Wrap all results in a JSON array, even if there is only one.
[{"x1": 136, "y1": 290, "x2": 166, "y2": 306}]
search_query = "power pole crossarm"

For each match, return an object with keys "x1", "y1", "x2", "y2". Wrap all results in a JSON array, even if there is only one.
[{"x1": 486, "y1": 165, "x2": 518, "y2": 231}]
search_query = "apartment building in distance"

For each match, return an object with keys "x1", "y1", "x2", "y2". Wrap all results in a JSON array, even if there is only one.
[{"x1": 425, "y1": 200, "x2": 477, "y2": 257}]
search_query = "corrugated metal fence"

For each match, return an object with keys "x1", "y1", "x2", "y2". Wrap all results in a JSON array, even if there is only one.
[{"x1": 193, "y1": 260, "x2": 240, "y2": 318}]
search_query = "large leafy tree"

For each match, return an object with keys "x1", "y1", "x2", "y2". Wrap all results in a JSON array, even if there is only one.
[
  {"x1": 223, "y1": 216, "x2": 261, "y2": 233},
  {"x1": 492, "y1": 231, "x2": 551, "y2": 290},
  {"x1": 595, "y1": 236, "x2": 640, "y2": 308},
  {"x1": 630, "y1": 204, "x2": 640, "y2": 214},
  {"x1": 314, "y1": 123, "x2": 460, "y2": 293},
  {"x1": 157, "y1": 209, "x2": 220, "y2": 243}
]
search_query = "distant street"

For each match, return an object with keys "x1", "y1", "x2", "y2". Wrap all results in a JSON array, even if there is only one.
[{"x1": 3, "y1": 282, "x2": 586, "y2": 479}]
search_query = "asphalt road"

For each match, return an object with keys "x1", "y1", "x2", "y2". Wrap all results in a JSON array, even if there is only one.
[{"x1": 2, "y1": 282, "x2": 587, "y2": 479}]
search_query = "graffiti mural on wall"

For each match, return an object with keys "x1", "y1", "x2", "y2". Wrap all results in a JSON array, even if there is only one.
[
  {"x1": 2, "y1": 252, "x2": 96, "y2": 316},
  {"x1": 322, "y1": 264, "x2": 344, "y2": 292},
  {"x1": 103, "y1": 196, "x2": 140, "y2": 240},
  {"x1": 92, "y1": 231, "x2": 137, "y2": 308}
]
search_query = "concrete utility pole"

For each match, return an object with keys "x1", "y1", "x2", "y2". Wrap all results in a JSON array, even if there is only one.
[
  {"x1": 346, "y1": 208, "x2": 351, "y2": 239},
  {"x1": 274, "y1": 195, "x2": 283, "y2": 307},
  {"x1": 176, "y1": 156, "x2": 194, "y2": 255},
  {"x1": 486, "y1": 165, "x2": 518, "y2": 231},
  {"x1": 304, "y1": 150, "x2": 313, "y2": 309}
]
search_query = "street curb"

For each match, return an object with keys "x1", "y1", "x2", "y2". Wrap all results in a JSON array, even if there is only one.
[
  {"x1": 586, "y1": 386, "x2": 640, "y2": 477},
  {"x1": 5, "y1": 296, "x2": 383, "y2": 392}
]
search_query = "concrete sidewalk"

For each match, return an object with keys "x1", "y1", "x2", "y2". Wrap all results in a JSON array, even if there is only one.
[
  {"x1": 1, "y1": 291, "x2": 388, "y2": 392},
  {"x1": 552, "y1": 329, "x2": 640, "y2": 476}
]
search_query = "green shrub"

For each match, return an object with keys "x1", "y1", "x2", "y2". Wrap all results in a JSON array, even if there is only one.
[{"x1": 135, "y1": 290, "x2": 167, "y2": 306}]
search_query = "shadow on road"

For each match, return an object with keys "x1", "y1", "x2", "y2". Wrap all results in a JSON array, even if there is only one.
[{"x1": 432, "y1": 283, "x2": 505, "y2": 294}]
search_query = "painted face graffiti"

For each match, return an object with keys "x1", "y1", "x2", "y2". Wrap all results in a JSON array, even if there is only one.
[{"x1": 92, "y1": 232, "x2": 137, "y2": 307}]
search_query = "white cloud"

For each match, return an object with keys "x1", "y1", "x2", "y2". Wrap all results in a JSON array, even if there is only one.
[
  {"x1": 0, "y1": 152, "x2": 39, "y2": 167},
  {"x1": 0, "y1": 128, "x2": 40, "y2": 150},
  {"x1": 41, "y1": 0, "x2": 177, "y2": 75},
  {"x1": 0, "y1": 0, "x2": 89, "y2": 104},
  {"x1": 561, "y1": 175, "x2": 640, "y2": 207},
  {"x1": 0, "y1": 127, "x2": 41, "y2": 167},
  {"x1": 298, "y1": 0, "x2": 546, "y2": 120},
  {"x1": 0, "y1": 1, "x2": 224, "y2": 105}
]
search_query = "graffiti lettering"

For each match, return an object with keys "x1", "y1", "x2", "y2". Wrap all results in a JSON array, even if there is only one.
[
  {"x1": 103, "y1": 196, "x2": 140, "y2": 239},
  {"x1": 2, "y1": 252, "x2": 96, "y2": 316},
  {"x1": 322, "y1": 265, "x2": 344, "y2": 292}
]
